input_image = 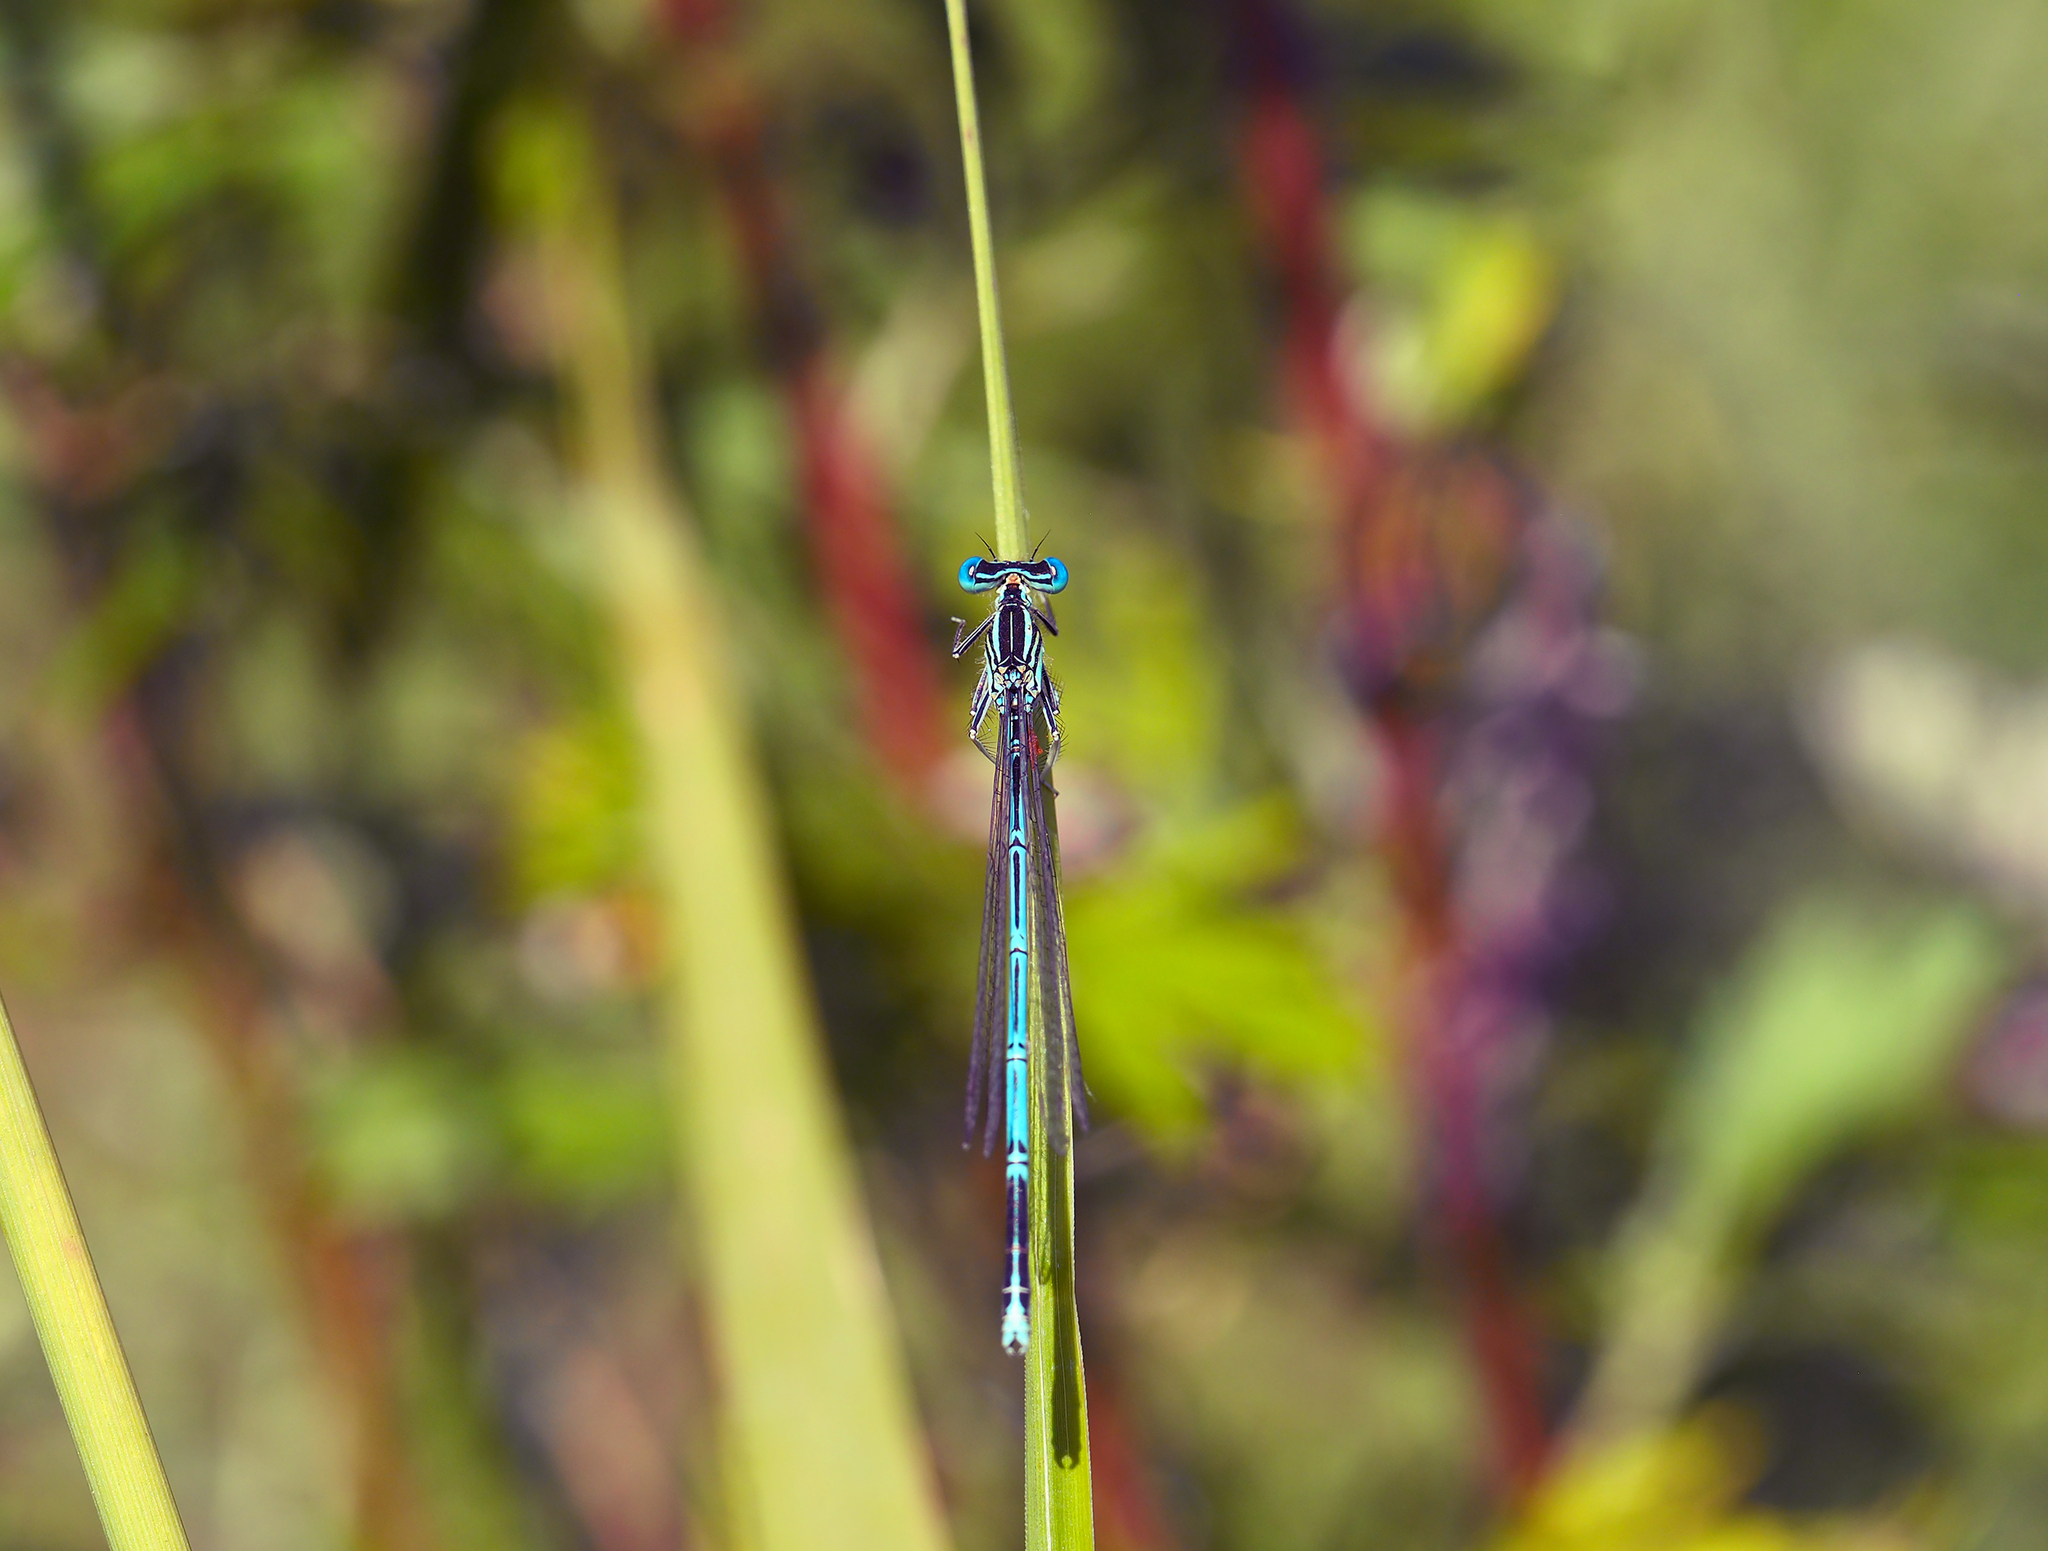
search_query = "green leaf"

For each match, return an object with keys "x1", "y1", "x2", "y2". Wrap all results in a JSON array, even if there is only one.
[
  {"x1": 50, "y1": 520, "x2": 197, "y2": 714},
  {"x1": 1068, "y1": 876, "x2": 1364, "y2": 1147},
  {"x1": 508, "y1": 712, "x2": 642, "y2": 901},
  {"x1": 1666, "y1": 897, "x2": 2006, "y2": 1234},
  {"x1": 1576, "y1": 895, "x2": 2009, "y2": 1441},
  {"x1": 498, "y1": 1051, "x2": 669, "y2": 1206},
  {"x1": 311, "y1": 1049, "x2": 493, "y2": 1226},
  {"x1": 1341, "y1": 187, "x2": 1559, "y2": 434}
]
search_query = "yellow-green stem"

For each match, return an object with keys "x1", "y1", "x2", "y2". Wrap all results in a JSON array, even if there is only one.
[
  {"x1": 0, "y1": 993, "x2": 192, "y2": 1551},
  {"x1": 513, "y1": 101, "x2": 951, "y2": 1551},
  {"x1": 943, "y1": 0, "x2": 1027, "y2": 562},
  {"x1": 940, "y1": 8, "x2": 1097, "y2": 1548},
  {"x1": 1025, "y1": 965, "x2": 1094, "y2": 1551}
]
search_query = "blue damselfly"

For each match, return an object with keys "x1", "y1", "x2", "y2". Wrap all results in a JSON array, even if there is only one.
[{"x1": 952, "y1": 553, "x2": 1088, "y2": 1465}]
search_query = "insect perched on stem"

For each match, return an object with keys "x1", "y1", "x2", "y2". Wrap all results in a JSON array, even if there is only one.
[{"x1": 951, "y1": 554, "x2": 1088, "y2": 1447}]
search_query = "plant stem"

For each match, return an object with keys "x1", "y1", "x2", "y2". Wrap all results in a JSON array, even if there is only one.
[
  {"x1": 1025, "y1": 956, "x2": 1095, "y2": 1551},
  {"x1": 513, "y1": 99, "x2": 951, "y2": 1551},
  {"x1": 942, "y1": 0, "x2": 1027, "y2": 562},
  {"x1": 940, "y1": 8, "x2": 1098, "y2": 1547},
  {"x1": 0, "y1": 992, "x2": 192, "y2": 1551}
]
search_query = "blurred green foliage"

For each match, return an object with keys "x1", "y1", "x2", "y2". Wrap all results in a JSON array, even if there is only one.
[{"x1": 0, "y1": 0, "x2": 2041, "y2": 1549}]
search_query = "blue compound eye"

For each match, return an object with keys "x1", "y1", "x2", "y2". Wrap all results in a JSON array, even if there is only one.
[{"x1": 959, "y1": 555, "x2": 1064, "y2": 592}]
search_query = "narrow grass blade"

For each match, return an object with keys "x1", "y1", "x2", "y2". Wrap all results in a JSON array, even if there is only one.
[
  {"x1": 507, "y1": 102, "x2": 952, "y2": 1551},
  {"x1": 941, "y1": 4, "x2": 1098, "y2": 1546},
  {"x1": 0, "y1": 993, "x2": 193, "y2": 1551},
  {"x1": 1026, "y1": 969, "x2": 1094, "y2": 1551},
  {"x1": 943, "y1": 0, "x2": 1028, "y2": 563}
]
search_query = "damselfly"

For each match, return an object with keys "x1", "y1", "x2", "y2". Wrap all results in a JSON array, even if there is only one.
[{"x1": 952, "y1": 553, "x2": 1088, "y2": 1458}]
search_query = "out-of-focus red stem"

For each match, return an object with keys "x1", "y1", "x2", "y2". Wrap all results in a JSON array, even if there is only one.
[
  {"x1": 1241, "y1": 89, "x2": 1372, "y2": 479},
  {"x1": 1383, "y1": 706, "x2": 1548, "y2": 1497},
  {"x1": 788, "y1": 359, "x2": 947, "y2": 782},
  {"x1": 653, "y1": 0, "x2": 945, "y2": 790},
  {"x1": 1085, "y1": 1359, "x2": 1181, "y2": 1551},
  {"x1": 1230, "y1": 0, "x2": 1550, "y2": 1498}
]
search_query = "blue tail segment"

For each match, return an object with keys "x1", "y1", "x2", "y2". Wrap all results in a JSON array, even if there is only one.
[
  {"x1": 1000, "y1": 731, "x2": 1034, "y2": 1351},
  {"x1": 1001, "y1": 1168, "x2": 1030, "y2": 1353}
]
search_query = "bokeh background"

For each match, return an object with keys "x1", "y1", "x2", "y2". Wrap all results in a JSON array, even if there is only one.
[{"x1": 2, "y1": 0, "x2": 2048, "y2": 1548}]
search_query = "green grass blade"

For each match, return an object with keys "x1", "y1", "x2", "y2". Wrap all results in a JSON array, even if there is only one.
[
  {"x1": 943, "y1": 0, "x2": 1028, "y2": 562},
  {"x1": 507, "y1": 101, "x2": 953, "y2": 1551},
  {"x1": 942, "y1": 6, "x2": 1098, "y2": 1545},
  {"x1": 0, "y1": 993, "x2": 193, "y2": 1551},
  {"x1": 1025, "y1": 1015, "x2": 1094, "y2": 1551}
]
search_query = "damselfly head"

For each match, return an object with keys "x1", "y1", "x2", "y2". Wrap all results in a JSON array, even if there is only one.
[{"x1": 958, "y1": 556, "x2": 1069, "y2": 595}]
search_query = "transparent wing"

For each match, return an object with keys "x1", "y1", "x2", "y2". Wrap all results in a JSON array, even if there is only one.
[
  {"x1": 1024, "y1": 724, "x2": 1088, "y2": 1154},
  {"x1": 965, "y1": 756, "x2": 1008, "y2": 1155}
]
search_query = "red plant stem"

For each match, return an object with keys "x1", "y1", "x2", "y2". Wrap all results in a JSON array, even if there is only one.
[
  {"x1": 1084, "y1": 1354, "x2": 1181, "y2": 1551},
  {"x1": 654, "y1": 0, "x2": 945, "y2": 790},
  {"x1": 787, "y1": 357, "x2": 947, "y2": 782},
  {"x1": 1231, "y1": 1, "x2": 1550, "y2": 1498},
  {"x1": 1382, "y1": 706, "x2": 1548, "y2": 1497}
]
